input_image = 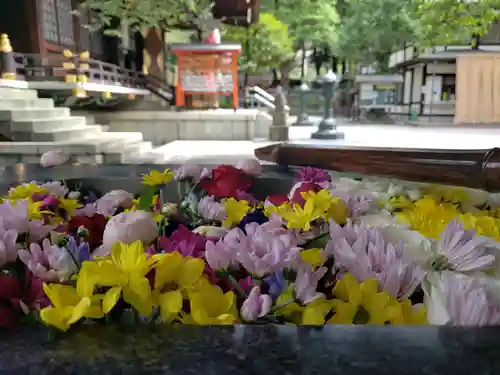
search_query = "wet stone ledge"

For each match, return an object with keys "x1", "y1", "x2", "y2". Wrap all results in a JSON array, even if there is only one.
[{"x1": 0, "y1": 325, "x2": 499, "y2": 375}]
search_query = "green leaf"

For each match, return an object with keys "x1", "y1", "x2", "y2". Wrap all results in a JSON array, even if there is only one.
[{"x1": 138, "y1": 186, "x2": 155, "y2": 211}]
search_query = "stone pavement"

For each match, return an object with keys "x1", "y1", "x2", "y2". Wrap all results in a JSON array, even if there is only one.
[{"x1": 152, "y1": 123, "x2": 500, "y2": 164}]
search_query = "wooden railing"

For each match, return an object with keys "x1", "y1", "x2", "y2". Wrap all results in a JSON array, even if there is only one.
[{"x1": 0, "y1": 34, "x2": 173, "y2": 102}]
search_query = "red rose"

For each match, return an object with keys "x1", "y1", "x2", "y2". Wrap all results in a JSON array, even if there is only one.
[
  {"x1": 201, "y1": 165, "x2": 254, "y2": 198},
  {"x1": 267, "y1": 194, "x2": 289, "y2": 206},
  {"x1": 68, "y1": 214, "x2": 107, "y2": 250},
  {"x1": 291, "y1": 182, "x2": 322, "y2": 205}
]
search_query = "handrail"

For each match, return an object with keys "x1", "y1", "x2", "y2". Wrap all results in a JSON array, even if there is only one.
[
  {"x1": 248, "y1": 85, "x2": 290, "y2": 112},
  {"x1": 1, "y1": 44, "x2": 173, "y2": 104},
  {"x1": 250, "y1": 85, "x2": 274, "y2": 102}
]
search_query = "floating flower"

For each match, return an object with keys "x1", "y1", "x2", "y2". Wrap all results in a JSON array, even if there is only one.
[
  {"x1": 327, "y1": 273, "x2": 423, "y2": 324},
  {"x1": 96, "y1": 210, "x2": 157, "y2": 257},
  {"x1": 221, "y1": 198, "x2": 251, "y2": 228},
  {"x1": 40, "y1": 149, "x2": 69, "y2": 167},
  {"x1": 40, "y1": 281, "x2": 103, "y2": 332},
  {"x1": 186, "y1": 278, "x2": 237, "y2": 325},
  {"x1": 159, "y1": 225, "x2": 207, "y2": 258},
  {"x1": 197, "y1": 196, "x2": 226, "y2": 221},
  {"x1": 221, "y1": 223, "x2": 300, "y2": 277},
  {"x1": 96, "y1": 189, "x2": 134, "y2": 216},
  {"x1": 294, "y1": 264, "x2": 327, "y2": 304},
  {"x1": 79, "y1": 240, "x2": 155, "y2": 317},
  {"x1": 325, "y1": 221, "x2": 426, "y2": 300},
  {"x1": 297, "y1": 167, "x2": 331, "y2": 187},
  {"x1": 424, "y1": 272, "x2": 500, "y2": 326},
  {"x1": 235, "y1": 159, "x2": 262, "y2": 176},
  {"x1": 0, "y1": 225, "x2": 18, "y2": 267},
  {"x1": 141, "y1": 168, "x2": 175, "y2": 186},
  {"x1": 174, "y1": 164, "x2": 209, "y2": 182},
  {"x1": 240, "y1": 286, "x2": 272, "y2": 321},
  {"x1": 154, "y1": 251, "x2": 205, "y2": 321},
  {"x1": 18, "y1": 238, "x2": 76, "y2": 282}
]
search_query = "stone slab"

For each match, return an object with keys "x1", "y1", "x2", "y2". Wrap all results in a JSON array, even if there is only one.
[{"x1": 0, "y1": 325, "x2": 498, "y2": 374}]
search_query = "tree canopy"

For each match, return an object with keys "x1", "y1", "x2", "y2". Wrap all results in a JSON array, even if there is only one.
[
  {"x1": 334, "y1": 0, "x2": 417, "y2": 67},
  {"x1": 412, "y1": 0, "x2": 500, "y2": 46},
  {"x1": 221, "y1": 13, "x2": 294, "y2": 74},
  {"x1": 78, "y1": 0, "x2": 217, "y2": 39}
]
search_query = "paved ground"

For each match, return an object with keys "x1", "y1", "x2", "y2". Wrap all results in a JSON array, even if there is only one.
[{"x1": 153, "y1": 122, "x2": 500, "y2": 164}]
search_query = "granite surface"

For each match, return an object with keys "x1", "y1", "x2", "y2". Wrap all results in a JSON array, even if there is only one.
[
  {"x1": 0, "y1": 163, "x2": 298, "y2": 196},
  {"x1": 0, "y1": 325, "x2": 499, "y2": 374}
]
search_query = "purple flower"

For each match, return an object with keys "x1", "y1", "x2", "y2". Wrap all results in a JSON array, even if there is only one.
[
  {"x1": 159, "y1": 225, "x2": 207, "y2": 258},
  {"x1": 298, "y1": 167, "x2": 331, "y2": 187},
  {"x1": 264, "y1": 270, "x2": 286, "y2": 300},
  {"x1": 426, "y1": 272, "x2": 500, "y2": 326},
  {"x1": 240, "y1": 286, "x2": 272, "y2": 321},
  {"x1": 0, "y1": 200, "x2": 52, "y2": 241},
  {"x1": 0, "y1": 225, "x2": 18, "y2": 267},
  {"x1": 197, "y1": 196, "x2": 226, "y2": 221},
  {"x1": 331, "y1": 189, "x2": 377, "y2": 218},
  {"x1": 294, "y1": 264, "x2": 327, "y2": 304},
  {"x1": 238, "y1": 209, "x2": 269, "y2": 230},
  {"x1": 205, "y1": 239, "x2": 234, "y2": 270},
  {"x1": 433, "y1": 220, "x2": 496, "y2": 272},
  {"x1": 325, "y1": 220, "x2": 426, "y2": 300},
  {"x1": 217, "y1": 222, "x2": 301, "y2": 277},
  {"x1": 41, "y1": 181, "x2": 69, "y2": 197},
  {"x1": 18, "y1": 239, "x2": 76, "y2": 282},
  {"x1": 40, "y1": 195, "x2": 60, "y2": 211},
  {"x1": 235, "y1": 190, "x2": 258, "y2": 204},
  {"x1": 174, "y1": 164, "x2": 209, "y2": 182},
  {"x1": 75, "y1": 203, "x2": 97, "y2": 217},
  {"x1": 64, "y1": 236, "x2": 90, "y2": 264}
]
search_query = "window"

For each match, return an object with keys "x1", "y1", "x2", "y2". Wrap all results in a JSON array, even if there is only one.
[
  {"x1": 42, "y1": 0, "x2": 74, "y2": 46},
  {"x1": 441, "y1": 76, "x2": 456, "y2": 101},
  {"x1": 42, "y1": 0, "x2": 58, "y2": 42}
]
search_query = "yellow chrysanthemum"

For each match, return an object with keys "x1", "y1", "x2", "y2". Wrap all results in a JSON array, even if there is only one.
[
  {"x1": 326, "y1": 274, "x2": 424, "y2": 325},
  {"x1": 141, "y1": 169, "x2": 174, "y2": 186},
  {"x1": 282, "y1": 200, "x2": 318, "y2": 231},
  {"x1": 396, "y1": 196, "x2": 458, "y2": 238},
  {"x1": 461, "y1": 213, "x2": 500, "y2": 242},
  {"x1": 264, "y1": 202, "x2": 291, "y2": 218},
  {"x1": 300, "y1": 248, "x2": 325, "y2": 268},
  {"x1": 185, "y1": 278, "x2": 237, "y2": 325},
  {"x1": 8, "y1": 183, "x2": 48, "y2": 200},
  {"x1": 59, "y1": 197, "x2": 83, "y2": 217},
  {"x1": 153, "y1": 252, "x2": 205, "y2": 322},
  {"x1": 78, "y1": 240, "x2": 156, "y2": 317},
  {"x1": 302, "y1": 189, "x2": 348, "y2": 224},
  {"x1": 221, "y1": 198, "x2": 251, "y2": 228}
]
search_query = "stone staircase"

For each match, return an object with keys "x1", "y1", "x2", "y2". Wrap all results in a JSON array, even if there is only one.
[{"x1": 0, "y1": 86, "x2": 168, "y2": 165}]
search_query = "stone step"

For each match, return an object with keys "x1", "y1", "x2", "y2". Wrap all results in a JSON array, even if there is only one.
[
  {"x1": 0, "y1": 108, "x2": 70, "y2": 122},
  {"x1": 66, "y1": 132, "x2": 145, "y2": 154},
  {"x1": 9, "y1": 116, "x2": 87, "y2": 133},
  {"x1": 103, "y1": 141, "x2": 154, "y2": 164},
  {"x1": 0, "y1": 98, "x2": 54, "y2": 110},
  {"x1": 11, "y1": 125, "x2": 104, "y2": 142},
  {"x1": 0, "y1": 87, "x2": 38, "y2": 100},
  {"x1": 0, "y1": 132, "x2": 143, "y2": 156}
]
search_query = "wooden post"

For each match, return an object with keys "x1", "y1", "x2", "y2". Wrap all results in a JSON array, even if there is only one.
[{"x1": 0, "y1": 34, "x2": 16, "y2": 80}]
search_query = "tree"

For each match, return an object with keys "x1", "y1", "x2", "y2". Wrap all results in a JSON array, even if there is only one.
[
  {"x1": 221, "y1": 13, "x2": 294, "y2": 84},
  {"x1": 334, "y1": 0, "x2": 418, "y2": 69},
  {"x1": 78, "y1": 0, "x2": 218, "y2": 41},
  {"x1": 260, "y1": 0, "x2": 340, "y2": 85},
  {"x1": 413, "y1": 0, "x2": 500, "y2": 47}
]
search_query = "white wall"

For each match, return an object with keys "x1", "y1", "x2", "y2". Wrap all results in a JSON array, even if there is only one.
[
  {"x1": 426, "y1": 63, "x2": 456, "y2": 74},
  {"x1": 411, "y1": 66, "x2": 423, "y2": 103},
  {"x1": 403, "y1": 70, "x2": 412, "y2": 103}
]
